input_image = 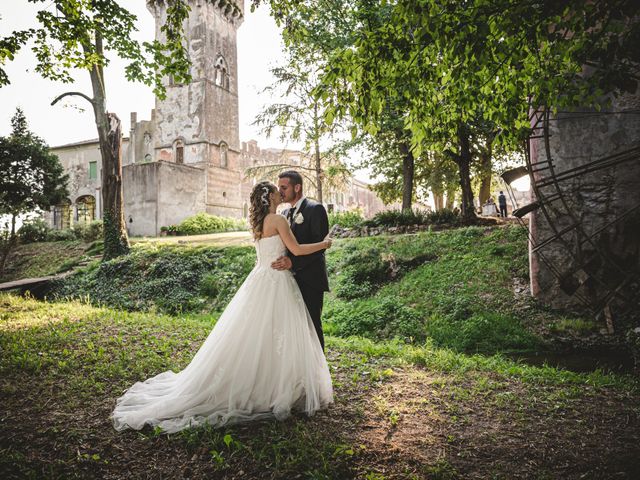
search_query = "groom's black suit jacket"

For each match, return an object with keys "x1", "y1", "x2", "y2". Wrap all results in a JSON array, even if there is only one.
[{"x1": 284, "y1": 198, "x2": 330, "y2": 292}]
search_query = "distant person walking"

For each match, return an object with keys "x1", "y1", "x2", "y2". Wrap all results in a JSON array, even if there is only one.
[{"x1": 498, "y1": 191, "x2": 508, "y2": 218}]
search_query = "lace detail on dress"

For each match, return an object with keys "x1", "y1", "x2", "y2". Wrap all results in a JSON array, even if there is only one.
[{"x1": 255, "y1": 235, "x2": 287, "y2": 269}]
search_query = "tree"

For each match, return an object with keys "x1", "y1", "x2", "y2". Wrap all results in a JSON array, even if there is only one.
[
  {"x1": 421, "y1": 151, "x2": 459, "y2": 211},
  {"x1": 1, "y1": 0, "x2": 193, "y2": 259},
  {"x1": 252, "y1": 56, "x2": 349, "y2": 203},
  {"x1": 257, "y1": 0, "x2": 422, "y2": 210},
  {"x1": 359, "y1": 124, "x2": 419, "y2": 209},
  {"x1": 0, "y1": 108, "x2": 68, "y2": 274},
  {"x1": 257, "y1": 0, "x2": 639, "y2": 219}
]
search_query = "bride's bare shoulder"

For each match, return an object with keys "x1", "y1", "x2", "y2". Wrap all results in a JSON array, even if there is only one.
[
  {"x1": 262, "y1": 213, "x2": 286, "y2": 237},
  {"x1": 264, "y1": 213, "x2": 286, "y2": 224}
]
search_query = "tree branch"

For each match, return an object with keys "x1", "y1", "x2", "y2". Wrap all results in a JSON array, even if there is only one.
[{"x1": 51, "y1": 91, "x2": 95, "y2": 107}]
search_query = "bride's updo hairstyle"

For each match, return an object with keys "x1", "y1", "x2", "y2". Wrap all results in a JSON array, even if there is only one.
[{"x1": 249, "y1": 181, "x2": 277, "y2": 239}]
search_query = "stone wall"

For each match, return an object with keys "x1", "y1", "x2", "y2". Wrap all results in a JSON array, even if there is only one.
[
  {"x1": 529, "y1": 90, "x2": 640, "y2": 316},
  {"x1": 123, "y1": 161, "x2": 207, "y2": 236},
  {"x1": 205, "y1": 152, "x2": 244, "y2": 217}
]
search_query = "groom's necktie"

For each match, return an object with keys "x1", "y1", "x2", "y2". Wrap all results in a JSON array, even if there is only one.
[{"x1": 287, "y1": 208, "x2": 295, "y2": 226}]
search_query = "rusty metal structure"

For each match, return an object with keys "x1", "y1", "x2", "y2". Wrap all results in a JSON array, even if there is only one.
[{"x1": 501, "y1": 107, "x2": 640, "y2": 326}]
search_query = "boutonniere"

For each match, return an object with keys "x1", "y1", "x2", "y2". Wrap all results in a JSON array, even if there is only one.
[{"x1": 294, "y1": 212, "x2": 304, "y2": 225}]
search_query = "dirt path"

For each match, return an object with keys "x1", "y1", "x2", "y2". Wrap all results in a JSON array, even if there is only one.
[{"x1": 131, "y1": 231, "x2": 253, "y2": 247}]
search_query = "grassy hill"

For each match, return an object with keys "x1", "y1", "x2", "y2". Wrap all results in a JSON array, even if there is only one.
[
  {"x1": 33, "y1": 225, "x2": 601, "y2": 356},
  {"x1": 0, "y1": 240, "x2": 99, "y2": 283}
]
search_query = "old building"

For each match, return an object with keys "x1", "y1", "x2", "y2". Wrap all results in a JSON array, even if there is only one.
[
  {"x1": 238, "y1": 140, "x2": 389, "y2": 218},
  {"x1": 46, "y1": 0, "x2": 244, "y2": 236},
  {"x1": 44, "y1": 0, "x2": 388, "y2": 236}
]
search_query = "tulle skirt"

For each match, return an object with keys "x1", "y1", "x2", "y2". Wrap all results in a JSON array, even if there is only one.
[{"x1": 111, "y1": 267, "x2": 333, "y2": 433}]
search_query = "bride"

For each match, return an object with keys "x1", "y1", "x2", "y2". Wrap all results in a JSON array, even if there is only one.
[{"x1": 111, "y1": 181, "x2": 334, "y2": 433}]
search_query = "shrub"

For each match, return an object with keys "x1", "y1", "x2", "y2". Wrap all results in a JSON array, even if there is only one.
[
  {"x1": 361, "y1": 208, "x2": 461, "y2": 228},
  {"x1": 47, "y1": 229, "x2": 77, "y2": 242},
  {"x1": 363, "y1": 209, "x2": 429, "y2": 227},
  {"x1": 200, "y1": 262, "x2": 253, "y2": 311},
  {"x1": 333, "y1": 246, "x2": 388, "y2": 299},
  {"x1": 326, "y1": 298, "x2": 426, "y2": 342},
  {"x1": 425, "y1": 312, "x2": 539, "y2": 354},
  {"x1": 426, "y1": 208, "x2": 460, "y2": 225},
  {"x1": 176, "y1": 213, "x2": 248, "y2": 235},
  {"x1": 161, "y1": 225, "x2": 178, "y2": 235},
  {"x1": 18, "y1": 218, "x2": 50, "y2": 243},
  {"x1": 50, "y1": 244, "x2": 256, "y2": 314},
  {"x1": 72, "y1": 220, "x2": 103, "y2": 242},
  {"x1": 331, "y1": 243, "x2": 435, "y2": 300},
  {"x1": 328, "y1": 210, "x2": 365, "y2": 229}
]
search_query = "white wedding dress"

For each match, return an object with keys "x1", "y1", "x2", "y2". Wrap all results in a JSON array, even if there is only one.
[{"x1": 111, "y1": 234, "x2": 333, "y2": 433}]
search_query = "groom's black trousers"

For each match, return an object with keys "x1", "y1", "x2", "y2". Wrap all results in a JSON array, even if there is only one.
[{"x1": 296, "y1": 280, "x2": 325, "y2": 351}]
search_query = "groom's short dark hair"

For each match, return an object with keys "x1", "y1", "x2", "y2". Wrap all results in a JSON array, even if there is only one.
[{"x1": 279, "y1": 170, "x2": 303, "y2": 187}]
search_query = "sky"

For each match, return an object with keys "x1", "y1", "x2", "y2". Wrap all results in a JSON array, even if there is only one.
[{"x1": 0, "y1": 1, "x2": 288, "y2": 150}]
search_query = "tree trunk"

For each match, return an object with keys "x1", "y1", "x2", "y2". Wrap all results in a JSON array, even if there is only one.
[
  {"x1": 87, "y1": 34, "x2": 129, "y2": 260},
  {"x1": 101, "y1": 113, "x2": 130, "y2": 260},
  {"x1": 455, "y1": 124, "x2": 476, "y2": 221},
  {"x1": 478, "y1": 137, "x2": 493, "y2": 206},
  {"x1": 313, "y1": 104, "x2": 323, "y2": 204},
  {"x1": 445, "y1": 184, "x2": 456, "y2": 209},
  {"x1": 0, "y1": 214, "x2": 17, "y2": 276},
  {"x1": 433, "y1": 191, "x2": 444, "y2": 210},
  {"x1": 398, "y1": 140, "x2": 414, "y2": 212}
]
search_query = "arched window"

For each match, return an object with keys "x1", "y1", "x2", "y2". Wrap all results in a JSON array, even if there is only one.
[
  {"x1": 214, "y1": 55, "x2": 230, "y2": 89},
  {"x1": 220, "y1": 141, "x2": 228, "y2": 168},
  {"x1": 53, "y1": 199, "x2": 72, "y2": 230},
  {"x1": 76, "y1": 196, "x2": 96, "y2": 224},
  {"x1": 174, "y1": 139, "x2": 185, "y2": 164}
]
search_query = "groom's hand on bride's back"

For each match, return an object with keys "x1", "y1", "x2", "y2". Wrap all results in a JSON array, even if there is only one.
[{"x1": 271, "y1": 256, "x2": 293, "y2": 271}]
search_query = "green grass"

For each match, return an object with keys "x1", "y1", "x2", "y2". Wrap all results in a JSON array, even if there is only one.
[
  {"x1": 324, "y1": 226, "x2": 537, "y2": 354},
  {"x1": 1, "y1": 293, "x2": 638, "y2": 479},
  {"x1": 0, "y1": 240, "x2": 91, "y2": 282},
  {"x1": 548, "y1": 316, "x2": 599, "y2": 334}
]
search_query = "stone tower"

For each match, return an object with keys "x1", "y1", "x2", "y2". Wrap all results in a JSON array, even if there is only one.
[{"x1": 146, "y1": 0, "x2": 244, "y2": 217}]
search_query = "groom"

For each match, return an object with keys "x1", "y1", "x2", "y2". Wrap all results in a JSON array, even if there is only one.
[{"x1": 271, "y1": 170, "x2": 330, "y2": 351}]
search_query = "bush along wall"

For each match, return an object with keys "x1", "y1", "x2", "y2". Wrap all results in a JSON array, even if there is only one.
[
  {"x1": 162, "y1": 213, "x2": 248, "y2": 236},
  {"x1": 329, "y1": 208, "x2": 484, "y2": 238},
  {"x1": 18, "y1": 218, "x2": 103, "y2": 243}
]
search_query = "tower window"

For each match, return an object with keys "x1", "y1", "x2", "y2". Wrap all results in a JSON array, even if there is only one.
[
  {"x1": 174, "y1": 139, "x2": 185, "y2": 164},
  {"x1": 215, "y1": 55, "x2": 229, "y2": 90},
  {"x1": 220, "y1": 142, "x2": 228, "y2": 168}
]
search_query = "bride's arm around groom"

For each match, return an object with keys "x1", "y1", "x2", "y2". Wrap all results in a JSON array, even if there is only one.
[{"x1": 268, "y1": 213, "x2": 332, "y2": 256}]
